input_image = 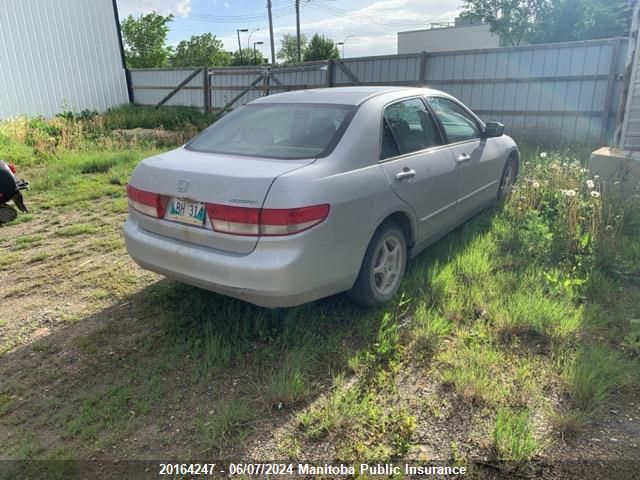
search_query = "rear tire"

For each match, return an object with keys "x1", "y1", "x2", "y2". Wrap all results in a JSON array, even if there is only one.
[
  {"x1": 348, "y1": 222, "x2": 407, "y2": 307},
  {"x1": 0, "y1": 205, "x2": 17, "y2": 224}
]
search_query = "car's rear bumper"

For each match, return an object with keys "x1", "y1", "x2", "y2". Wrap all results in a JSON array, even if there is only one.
[{"x1": 123, "y1": 217, "x2": 362, "y2": 308}]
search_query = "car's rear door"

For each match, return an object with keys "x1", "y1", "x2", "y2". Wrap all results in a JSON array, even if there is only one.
[
  {"x1": 426, "y1": 96, "x2": 504, "y2": 218},
  {"x1": 377, "y1": 97, "x2": 458, "y2": 244}
]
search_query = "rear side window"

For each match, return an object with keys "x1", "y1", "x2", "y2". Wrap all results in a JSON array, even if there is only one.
[
  {"x1": 427, "y1": 96, "x2": 480, "y2": 144},
  {"x1": 380, "y1": 98, "x2": 442, "y2": 160},
  {"x1": 186, "y1": 103, "x2": 355, "y2": 159}
]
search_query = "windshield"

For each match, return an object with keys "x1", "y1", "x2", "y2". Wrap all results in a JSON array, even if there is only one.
[{"x1": 186, "y1": 103, "x2": 355, "y2": 159}]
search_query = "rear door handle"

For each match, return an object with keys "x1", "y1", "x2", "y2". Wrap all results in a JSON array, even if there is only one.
[
  {"x1": 395, "y1": 168, "x2": 416, "y2": 180},
  {"x1": 456, "y1": 153, "x2": 471, "y2": 163}
]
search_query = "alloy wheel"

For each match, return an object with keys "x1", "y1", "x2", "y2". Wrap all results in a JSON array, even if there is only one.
[{"x1": 371, "y1": 234, "x2": 404, "y2": 296}]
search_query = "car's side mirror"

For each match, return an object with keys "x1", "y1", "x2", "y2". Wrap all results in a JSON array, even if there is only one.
[{"x1": 482, "y1": 121, "x2": 504, "y2": 138}]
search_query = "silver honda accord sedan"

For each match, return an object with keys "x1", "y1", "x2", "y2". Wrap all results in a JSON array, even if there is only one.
[{"x1": 124, "y1": 87, "x2": 518, "y2": 307}]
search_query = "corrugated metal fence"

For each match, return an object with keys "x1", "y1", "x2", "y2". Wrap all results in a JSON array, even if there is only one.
[{"x1": 130, "y1": 37, "x2": 628, "y2": 142}]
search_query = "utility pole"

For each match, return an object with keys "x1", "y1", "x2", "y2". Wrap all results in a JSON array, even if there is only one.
[
  {"x1": 295, "y1": 0, "x2": 301, "y2": 62},
  {"x1": 236, "y1": 29, "x2": 248, "y2": 64},
  {"x1": 267, "y1": 0, "x2": 276, "y2": 65}
]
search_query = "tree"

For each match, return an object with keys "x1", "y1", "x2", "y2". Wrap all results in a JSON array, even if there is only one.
[
  {"x1": 172, "y1": 33, "x2": 232, "y2": 67},
  {"x1": 121, "y1": 12, "x2": 173, "y2": 68},
  {"x1": 459, "y1": 0, "x2": 550, "y2": 46},
  {"x1": 232, "y1": 48, "x2": 264, "y2": 66},
  {"x1": 277, "y1": 33, "x2": 307, "y2": 64},
  {"x1": 303, "y1": 34, "x2": 340, "y2": 61},
  {"x1": 529, "y1": 0, "x2": 633, "y2": 44},
  {"x1": 461, "y1": 0, "x2": 633, "y2": 46}
]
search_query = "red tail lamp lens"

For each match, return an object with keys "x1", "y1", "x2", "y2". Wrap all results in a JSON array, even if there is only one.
[
  {"x1": 126, "y1": 185, "x2": 169, "y2": 218},
  {"x1": 206, "y1": 203, "x2": 330, "y2": 236}
]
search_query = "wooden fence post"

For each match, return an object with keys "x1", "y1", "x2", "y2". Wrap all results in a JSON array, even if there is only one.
[
  {"x1": 203, "y1": 67, "x2": 211, "y2": 113},
  {"x1": 326, "y1": 59, "x2": 334, "y2": 87},
  {"x1": 263, "y1": 67, "x2": 271, "y2": 96},
  {"x1": 125, "y1": 68, "x2": 134, "y2": 104},
  {"x1": 419, "y1": 51, "x2": 428, "y2": 85}
]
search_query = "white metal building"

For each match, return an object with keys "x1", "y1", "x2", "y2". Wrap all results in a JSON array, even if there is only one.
[
  {"x1": 619, "y1": 3, "x2": 640, "y2": 151},
  {"x1": 398, "y1": 18, "x2": 500, "y2": 54},
  {"x1": 0, "y1": 0, "x2": 130, "y2": 119},
  {"x1": 589, "y1": 3, "x2": 639, "y2": 197}
]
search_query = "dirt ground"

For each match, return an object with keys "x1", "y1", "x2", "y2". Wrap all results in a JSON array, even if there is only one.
[{"x1": 1, "y1": 187, "x2": 639, "y2": 480}]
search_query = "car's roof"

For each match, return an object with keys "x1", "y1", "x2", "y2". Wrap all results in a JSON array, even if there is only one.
[{"x1": 250, "y1": 86, "x2": 446, "y2": 106}]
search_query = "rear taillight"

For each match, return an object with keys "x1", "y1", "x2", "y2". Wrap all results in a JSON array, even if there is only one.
[
  {"x1": 206, "y1": 203, "x2": 330, "y2": 236},
  {"x1": 8, "y1": 163, "x2": 16, "y2": 174},
  {"x1": 205, "y1": 204, "x2": 261, "y2": 236},
  {"x1": 126, "y1": 185, "x2": 169, "y2": 219},
  {"x1": 260, "y1": 205, "x2": 331, "y2": 235}
]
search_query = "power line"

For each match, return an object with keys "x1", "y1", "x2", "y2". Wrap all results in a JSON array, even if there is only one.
[
  {"x1": 118, "y1": 0, "x2": 448, "y2": 29},
  {"x1": 117, "y1": 0, "x2": 296, "y2": 22},
  {"x1": 307, "y1": 1, "x2": 444, "y2": 28}
]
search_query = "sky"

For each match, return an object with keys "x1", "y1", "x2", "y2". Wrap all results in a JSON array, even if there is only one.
[{"x1": 116, "y1": 0, "x2": 464, "y2": 61}]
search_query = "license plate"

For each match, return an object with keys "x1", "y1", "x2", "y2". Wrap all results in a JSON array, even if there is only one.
[{"x1": 167, "y1": 198, "x2": 206, "y2": 226}]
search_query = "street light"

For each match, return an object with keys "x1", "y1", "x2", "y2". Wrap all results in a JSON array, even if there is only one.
[
  {"x1": 253, "y1": 41, "x2": 264, "y2": 64},
  {"x1": 236, "y1": 29, "x2": 249, "y2": 63},
  {"x1": 340, "y1": 35, "x2": 355, "y2": 58},
  {"x1": 335, "y1": 42, "x2": 344, "y2": 58},
  {"x1": 247, "y1": 28, "x2": 260, "y2": 49}
]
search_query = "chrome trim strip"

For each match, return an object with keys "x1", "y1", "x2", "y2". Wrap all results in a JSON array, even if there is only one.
[
  {"x1": 458, "y1": 180, "x2": 498, "y2": 203},
  {"x1": 378, "y1": 144, "x2": 450, "y2": 164},
  {"x1": 420, "y1": 180, "x2": 498, "y2": 223},
  {"x1": 420, "y1": 200, "x2": 457, "y2": 222}
]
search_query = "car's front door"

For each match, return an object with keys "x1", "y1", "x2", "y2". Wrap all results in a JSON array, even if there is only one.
[
  {"x1": 426, "y1": 96, "x2": 503, "y2": 218},
  {"x1": 378, "y1": 97, "x2": 458, "y2": 244}
]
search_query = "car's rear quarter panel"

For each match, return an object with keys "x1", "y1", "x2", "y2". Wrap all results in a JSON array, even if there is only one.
[{"x1": 263, "y1": 100, "x2": 417, "y2": 281}]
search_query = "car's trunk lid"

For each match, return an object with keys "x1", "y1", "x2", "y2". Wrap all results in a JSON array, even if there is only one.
[{"x1": 128, "y1": 147, "x2": 314, "y2": 254}]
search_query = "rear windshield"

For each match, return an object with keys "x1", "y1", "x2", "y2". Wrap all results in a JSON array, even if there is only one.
[{"x1": 185, "y1": 103, "x2": 355, "y2": 159}]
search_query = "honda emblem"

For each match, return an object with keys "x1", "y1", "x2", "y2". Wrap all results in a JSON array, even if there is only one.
[{"x1": 177, "y1": 179, "x2": 190, "y2": 193}]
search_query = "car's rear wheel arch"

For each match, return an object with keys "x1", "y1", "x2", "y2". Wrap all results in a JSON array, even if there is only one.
[
  {"x1": 348, "y1": 219, "x2": 409, "y2": 306},
  {"x1": 381, "y1": 211, "x2": 415, "y2": 249},
  {"x1": 349, "y1": 209, "x2": 414, "y2": 293}
]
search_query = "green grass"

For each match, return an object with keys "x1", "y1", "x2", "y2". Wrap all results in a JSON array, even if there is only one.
[
  {"x1": 102, "y1": 104, "x2": 217, "y2": 131},
  {"x1": 0, "y1": 392, "x2": 13, "y2": 415},
  {"x1": 492, "y1": 408, "x2": 538, "y2": 465},
  {"x1": 194, "y1": 399, "x2": 258, "y2": 449},
  {"x1": 496, "y1": 289, "x2": 581, "y2": 340},
  {"x1": 13, "y1": 234, "x2": 44, "y2": 249},
  {"x1": 78, "y1": 154, "x2": 127, "y2": 174},
  {"x1": 27, "y1": 251, "x2": 49, "y2": 263},
  {"x1": 410, "y1": 302, "x2": 452, "y2": 354},
  {"x1": 298, "y1": 379, "x2": 415, "y2": 460},
  {"x1": 263, "y1": 348, "x2": 312, "y2": 406},
  {"x1": 62, "y1": 384, "x2": 141, "y2": 441},
  {"x1": 439, "y1": 340, "x2": 509, "y2": 406},
  {"x1": 199, "y1": 325, "x2": 232, "y2": 376},
  {"x1": 0, "y1": 112, "x2": 638, "y2": 471},
  {"x1": 560, "y1": 345, "x2": 629, "y2": 420},
  {"x1": 55, "y1": 223, "x2": 97, "y2": 237},
  {"x1": 0, "y1": 253, "x2": 19, "y2": 269}
]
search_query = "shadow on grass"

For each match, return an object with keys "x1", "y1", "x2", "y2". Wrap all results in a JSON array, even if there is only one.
[{"x1": 0, "y1": 211, "x2": 494, "y2": 461}]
